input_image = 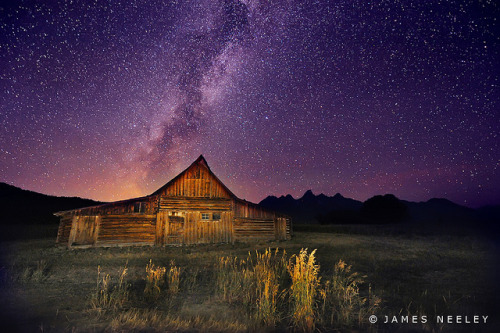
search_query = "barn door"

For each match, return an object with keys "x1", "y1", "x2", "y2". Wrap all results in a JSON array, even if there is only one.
[
  {"x1": 156, "y1": 211, "x2": 167, "y2": 245},
  {"x1": 166, "y1": 211, "x2": 184, "y2": 245},
  {"x1": 69, "y1": 216, "x2": 99, "y2": 246}
]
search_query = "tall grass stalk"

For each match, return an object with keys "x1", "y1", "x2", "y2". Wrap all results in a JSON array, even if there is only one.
[
  {"x1": 90, "y1": 264, "x2": 129, "y2": 314},
  {"x1": 215, "y1": 248, "x2": 287, "y2": 328},
  {"x1": 252, "y1": 248, "x2": 286, "y2": 327},
  {"x1": 287, "y1": 248, "x2": 320, "y2": 332},
  {"x1": 144, "y1": 259, "x2": 166, "y2": 299},
  {"x1": 167, "y1": 260, "x2": 181, "y2": 295},
  {"x1": 216, "y1": 255, "x2": 246, "y2": 303},
  {"x1": 319, "y1": 260, "x2": 381, "y2": 330}
]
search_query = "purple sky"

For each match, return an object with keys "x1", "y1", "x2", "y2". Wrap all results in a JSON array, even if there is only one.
[{"x1": 1, "y1": 1, "x2": 498, "y2": 207}]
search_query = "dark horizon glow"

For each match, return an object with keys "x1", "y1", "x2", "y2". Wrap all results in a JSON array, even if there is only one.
[{"x1": 1, "y1": 1, "x2": 499, "y2": 208}]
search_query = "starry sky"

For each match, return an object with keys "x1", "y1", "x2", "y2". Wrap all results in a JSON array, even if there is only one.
[{"x1": 1, "y1": 0, "x2": 498, "y2": 208}]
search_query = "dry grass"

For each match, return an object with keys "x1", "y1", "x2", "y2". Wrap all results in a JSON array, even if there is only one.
[
  {"x1": 287, "y1": 248, "x2": 320, "y2": 332},
  {"x1": 215, "y1": 248, "x2": 288, "y2": 328},
  {"x1": 167, "y1": 260, "x2": 181, "y2": 295},
  {"x1": 319, "y1": 260, "x2": 381, "y2": 330},
  {"x1": 110, "y1": 308, "x2": 247, "y2": 332},
  {"x1": 214, "y1": 248, "x2": 379, "y2": 331},
  {"x1": 89, "y1": 264, "x2": 129, "y2": 315},
  {"x1": 144, "y1": 259, "x2": 166, "y2": 300},
  {"x1": 17, "y1": 259, "x2": 50, "y2": 283},
  {"x1": 0, "y1": 231, "x2": 497, "y2": 332}
]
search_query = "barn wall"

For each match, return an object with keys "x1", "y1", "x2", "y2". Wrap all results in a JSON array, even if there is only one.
[
  {"x1": 234, "y1": 217, "x2": 275, "y2": 241},
  {"x1": 233, "y1": 200, "x2": 291, "y2": 241},
  {"x1": 96, "y1": 214, "x2": 156, "y2": 246},
  {"x1": 159, "y1": 196, "x2": 233, "y2": 245},
  {"x1": 68, "y1": 215, "x2": 100, "y2": 246},
  {"x1": 157, "y1": 164, "x2": 232, "y2": 198},
  {"x1": 234, "y1": 200, "x2": 275, "y2": 219},
  {"x1": 183, "y1": 211, "x2": 233, "y2": 245},
  {"x1": 56, "y1": 214, "x2": 73, "y2": 245}
]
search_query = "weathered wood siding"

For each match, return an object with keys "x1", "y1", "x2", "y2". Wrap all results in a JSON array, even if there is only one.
[
  {"x1": 160, "y1": 197, "x2": 231, "y2": 211},
  {"x1": 234, "y1": 200, "x2": 275, "y2": 219},
  {"x1": 68, "y1": 215, "x2": 100, "y2": 246},
  {"x1": 184, "y1": 211, "x2": 233, "y2": 244},
  {"x1": 56, "y1": 214, "x2": 73, "y2": 244},
  {"x1": 275, "y1": 217, "x2": 287, "y2": 240},
  {"x1": 159, "y1": 209, "x2": 233, "y2": 245},
  {"x1": 157, "y1": 164, "x2": 232, "y2": 198},
  {"x1": 233, "y1": 199, "x2": 291, "y2": 241},
  {"x1": 96, "y1": 214, "x2": 156, "y2": 246},
  {"x1": 234, "y1": 217, "x2": 275, "y2": 241}
]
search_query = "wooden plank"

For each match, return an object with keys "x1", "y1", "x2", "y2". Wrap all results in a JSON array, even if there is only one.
[{"x1": 160, "y1": 197, "x2": 231, "y2": 211}]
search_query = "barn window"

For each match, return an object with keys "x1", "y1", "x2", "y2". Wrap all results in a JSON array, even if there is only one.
[
  {"x1": 134, "y1": 202, "x2": 145, "y2": 213},
  {"x1": 201, "y1": 213, "x2": 210, "y2": 220},
  {"x1": 212, "y1": 212, "x2": 221, "y2": 220}
]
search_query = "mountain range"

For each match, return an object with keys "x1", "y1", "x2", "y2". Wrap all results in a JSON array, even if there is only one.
[{"x1": 259, "y1": 190, "x2": 500, "y2": 228}]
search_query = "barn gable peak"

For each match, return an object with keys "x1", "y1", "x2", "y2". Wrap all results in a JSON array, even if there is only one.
[
  {"x1": 150, "y1": 155, "x2": 235, "y2": 199},
  {"x1": 194, "y1": 154, "x2": 208, "y2": 167}
]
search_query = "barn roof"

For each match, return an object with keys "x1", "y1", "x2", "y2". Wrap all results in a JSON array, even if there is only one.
[{"x1": 150, "y1": 154, "x2": 237, "y2": 198}]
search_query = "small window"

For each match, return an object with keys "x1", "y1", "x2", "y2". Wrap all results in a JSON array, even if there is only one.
[
  {"x1": 134, "y1": 202, "x2": 145, "y2": 213},
  {"x1": 212, "y1": 212, "x2": 221, "y2": 220},
  {"x1": 201, "y1": 213, "x2": 210, "y2": 220}
]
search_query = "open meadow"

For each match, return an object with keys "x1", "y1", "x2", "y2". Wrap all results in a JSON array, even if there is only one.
[{"x1": 0, "y1": 226, "x2": 499, "y2": 332}]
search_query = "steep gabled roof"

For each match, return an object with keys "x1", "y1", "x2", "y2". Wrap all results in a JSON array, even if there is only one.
[{"x1": 150, "y1": 154, "x2": 237, "y2": 198}]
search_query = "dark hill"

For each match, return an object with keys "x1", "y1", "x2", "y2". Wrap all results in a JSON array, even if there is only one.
[{"x1": 0, "y1": 182, "x2": 103, "y2": 225}]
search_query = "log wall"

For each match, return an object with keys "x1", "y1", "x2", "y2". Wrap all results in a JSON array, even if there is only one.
[
  {"x1": 234, "y1": 217, "x2": 275, "y2": 241},
  {"x1": 96, "y1": 214, "x2": 156, "y2": 246},
  {"x1": 233, "y1": 199, "x2": 291, "y2": 241}
]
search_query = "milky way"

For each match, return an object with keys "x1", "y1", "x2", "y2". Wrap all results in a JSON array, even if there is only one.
[{"x1": 1, "y1": 0, "x2": 498, "y2": 207}]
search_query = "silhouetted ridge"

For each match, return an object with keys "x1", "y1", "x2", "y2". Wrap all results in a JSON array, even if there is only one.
[
  {"x1": 259, "y1": 191, "x2": 499, "y2": 235},
  {"x1": 0, "y1": 182, "x2": 103, "y2": 225},
  {"x1": 259, "y1": 190, "x2": 362, "y2": 223}
]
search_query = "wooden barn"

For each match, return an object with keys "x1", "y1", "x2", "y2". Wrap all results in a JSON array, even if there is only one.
[{"x1": 55, "y1": 155, "x2": 291, "y2": 247}]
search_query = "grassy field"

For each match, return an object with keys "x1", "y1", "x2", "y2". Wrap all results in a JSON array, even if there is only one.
[{"x1": 0, "y1": 226, "x2": 498, "y2": 332}]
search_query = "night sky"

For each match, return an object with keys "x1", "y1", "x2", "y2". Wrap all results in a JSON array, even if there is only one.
[{"x1": 1, "y1": 0, "x2": 498, "y2": 208}]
